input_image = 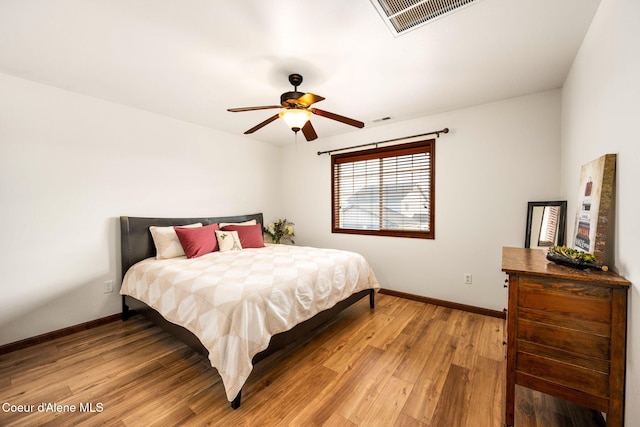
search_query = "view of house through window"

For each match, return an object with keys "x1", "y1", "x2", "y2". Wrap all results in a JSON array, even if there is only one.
[{"x1": 332, "y1": 139, "x2": 435, "y2": 239}]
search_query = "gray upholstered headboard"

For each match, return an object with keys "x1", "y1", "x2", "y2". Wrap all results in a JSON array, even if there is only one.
[{"x1": 119, "y1": 213, "x2": 264, "y2": 280}]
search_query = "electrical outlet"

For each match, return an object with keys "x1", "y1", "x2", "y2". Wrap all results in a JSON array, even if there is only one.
[
  {"x1": 103, "y1": 280, "x2": 114, "y2": 294},
  {"x1": 464, "y1": 273, "x2": 472, "y2": 285}
]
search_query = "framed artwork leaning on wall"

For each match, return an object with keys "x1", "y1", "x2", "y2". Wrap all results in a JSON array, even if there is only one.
[{"x1": 573, "y1": 153, "x2": 616, "y2": 266}]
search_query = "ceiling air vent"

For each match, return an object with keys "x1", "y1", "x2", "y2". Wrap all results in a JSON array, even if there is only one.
[{"x1": 371, "y1": 0, "x2": 481, "y2": 36}]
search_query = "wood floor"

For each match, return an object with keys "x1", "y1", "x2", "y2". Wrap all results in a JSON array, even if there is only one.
[{"x1": 0, "y1": 294, "x2": 606, "y2": 426}]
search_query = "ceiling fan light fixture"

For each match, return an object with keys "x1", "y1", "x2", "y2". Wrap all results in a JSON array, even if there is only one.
[
  {"x1": 228, "y1": 73, "x2": 363, "y2": 141},
  {"x1": 279, "y1": 109, "x2": 312, "y2": 132}
]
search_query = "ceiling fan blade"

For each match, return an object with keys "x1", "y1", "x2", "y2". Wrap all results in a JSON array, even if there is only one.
[
  {"x1": 310, "y1": 108, "x2": 364, "y2": 128},
  {"x1": 227, "y1": 105, "x2": 281, "y2": 112},
  {"x1": 244, "y1": 114, "x2": 279, "y2": 134},
  {"x1": 295, "y1": 93, "x2": 325, "y2": 107},
  {"x1": 301, "y1": 121, "x2": 318, "y2": 141}
]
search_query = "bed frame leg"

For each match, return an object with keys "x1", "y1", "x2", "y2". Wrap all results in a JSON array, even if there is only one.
[
  {"x1": 231, "y1": 390, "x2": 242, "y2": 409},
  {"x1": 122, "y1": 296, "x2": 130, "y2": 321},
  {"x1": 369, "y1": 289, "x2": 375, "y2": 309}
]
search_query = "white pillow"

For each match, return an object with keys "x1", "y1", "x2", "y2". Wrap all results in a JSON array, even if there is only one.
[
  {"x1": 150, "y1": 223, "x2": 202, "y2": 259},
  {"x1": 218, "y1": 219, "x2": 257, "y2": 228},
  {"x1": 215, "y1": 230, "x2": 243, "y2": 252}
]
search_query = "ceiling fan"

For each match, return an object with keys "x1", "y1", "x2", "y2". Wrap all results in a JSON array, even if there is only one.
[{"x1": 227, "y1": 73, "x2": 364, "y2": 141}]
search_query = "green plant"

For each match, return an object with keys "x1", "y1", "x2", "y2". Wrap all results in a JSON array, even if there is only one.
[{"x1": 264, "y1": 219, "x2": 295, "y2": 244}]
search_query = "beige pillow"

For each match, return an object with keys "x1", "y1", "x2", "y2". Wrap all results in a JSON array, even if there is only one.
[
  {"x1": 215, "y1": 230, "x2": 243, "y2": 252},
  {"x1": 150, "y1": 223, "x2": 202, "y2": 259},
  {"x1": 218, "y1": 219, "x2": 257, "y2": 228}
]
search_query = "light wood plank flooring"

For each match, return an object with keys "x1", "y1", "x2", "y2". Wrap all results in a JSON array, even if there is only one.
[{"x1": 0, "y1": 294, "x2": 605, "y2": 426}]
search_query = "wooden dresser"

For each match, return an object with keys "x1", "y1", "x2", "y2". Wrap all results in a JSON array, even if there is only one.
[{"x1": 502, "y1": 247, "x2": 630, "y2": 427}]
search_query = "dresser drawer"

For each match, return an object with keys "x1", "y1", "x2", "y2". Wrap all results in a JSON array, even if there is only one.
[
  {"x1": 516, "y1": 352, "x2": 610, "y2": 398},
  {"x1": 517, "y1": 276, "x2": 612, "y2": 323},
  {"x1": 517, "y1": 317, "x2": 610, "y2": 360}
]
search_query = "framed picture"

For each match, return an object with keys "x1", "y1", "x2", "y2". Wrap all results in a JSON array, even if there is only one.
[{"x1": 573, "y1": 154, "x2": 616, "y2": 264}]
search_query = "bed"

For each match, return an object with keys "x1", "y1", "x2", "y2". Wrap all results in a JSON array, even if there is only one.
[{"x1": 119, "y1": 213, "x2": 379, "y2": 409}]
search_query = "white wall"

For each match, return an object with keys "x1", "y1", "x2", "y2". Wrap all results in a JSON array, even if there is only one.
[
  {"x1": 0, "y1": 73, "x2": 281, "y2": 345},
  {"x1": 281, "y1": 90, "x2": 562, "y2": 311},
  {"x1": 560, "y1": 0, "x2": 640, "y2": 424}
]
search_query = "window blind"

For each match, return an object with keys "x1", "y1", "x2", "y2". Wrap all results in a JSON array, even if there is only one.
[
  {"x1": 332, "y1": 140, "x2": 434, "y2": 239},
  {"x1": 538, "y1": 206, "x2": 559, "y2": 246}
]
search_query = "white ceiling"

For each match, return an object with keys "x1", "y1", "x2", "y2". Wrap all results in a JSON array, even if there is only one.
[{"x1": 0, "y1": 0, "x2": 601, "y2": 145}]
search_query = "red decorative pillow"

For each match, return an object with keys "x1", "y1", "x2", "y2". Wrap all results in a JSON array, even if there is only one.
[
  {"x1": 175, "y1": 223, "x2": 220, "y2": 258},
  {"x1": 222, "y1": 224, "x2": 265, "y2": 248}
]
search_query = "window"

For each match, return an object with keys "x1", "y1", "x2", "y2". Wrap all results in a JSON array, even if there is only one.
[
  {"x1": 537, "y1": 206, "x2": 560, "y2": 247},
  {"x1": 332, "y1": 139, "x2": 435, "y2": 239}
]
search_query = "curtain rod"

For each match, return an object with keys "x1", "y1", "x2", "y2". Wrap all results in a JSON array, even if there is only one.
[{"x1": 316, "y1": 127, "x2": 449, "y2": 156}]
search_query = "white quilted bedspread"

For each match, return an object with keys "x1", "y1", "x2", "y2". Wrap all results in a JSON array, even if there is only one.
[{"x1": 120, "y1": 244, "x2": 379, "y2": 401}]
